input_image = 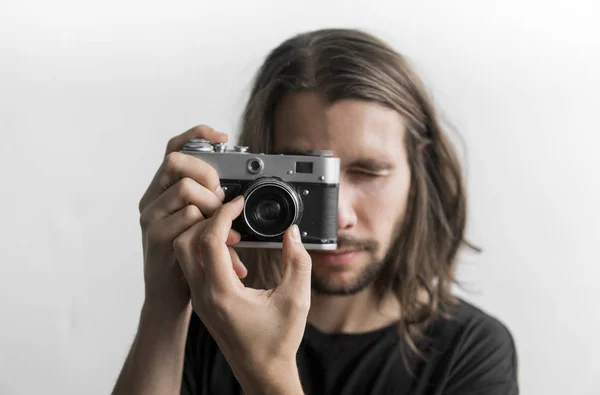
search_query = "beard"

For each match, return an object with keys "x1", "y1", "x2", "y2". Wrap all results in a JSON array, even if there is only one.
[{"x1": 311, "y1": 235, "x2": 386, "y2": 296}]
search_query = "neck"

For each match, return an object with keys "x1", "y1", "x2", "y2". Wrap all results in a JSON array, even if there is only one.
[{"x1": 307, "y1": 285, "x2": 400, "y2": 334}]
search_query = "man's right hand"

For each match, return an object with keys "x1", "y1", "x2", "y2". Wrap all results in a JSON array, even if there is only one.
[{"x1": 137, "y1": 125, "x2": 248, "y2": 313}]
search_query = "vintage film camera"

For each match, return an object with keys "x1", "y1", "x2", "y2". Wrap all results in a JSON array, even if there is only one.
[{"x1": 180, "y1": 138, "x2": 340, "y2": 250}]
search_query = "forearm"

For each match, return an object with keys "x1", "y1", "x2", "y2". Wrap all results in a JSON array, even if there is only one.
[{"x1": 111, "y1": 301, "x2": 193, "y2": 395}]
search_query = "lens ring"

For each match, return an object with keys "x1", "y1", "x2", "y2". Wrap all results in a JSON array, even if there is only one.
[{"x1": 243, "y1": 178, "x2": 301, "y2": 238}]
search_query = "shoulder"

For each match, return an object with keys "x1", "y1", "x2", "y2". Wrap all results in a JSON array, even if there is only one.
[
  {"x1": 444, "y1": 299, "x2": 517, "y2": 353},
  {"x1": 426, "y1": 299, "x2": 519, "y2": 394}
]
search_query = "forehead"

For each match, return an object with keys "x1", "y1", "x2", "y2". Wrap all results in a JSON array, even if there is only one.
[{"x1": 272, "y1": 92, "x2": 407, "y2": 161}]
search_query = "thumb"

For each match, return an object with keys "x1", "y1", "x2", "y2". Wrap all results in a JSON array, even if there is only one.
[{"x1": 276, "y1": 224, "x2": 312, "y2": 303}]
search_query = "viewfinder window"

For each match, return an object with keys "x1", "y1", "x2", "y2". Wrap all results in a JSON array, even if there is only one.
[{"x1": 295, "y1": 161, "x2": 313, "y2": 174}]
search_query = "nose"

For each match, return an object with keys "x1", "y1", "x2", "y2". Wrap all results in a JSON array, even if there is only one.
[{"x1": 337, "y1": 182, "x2": 357, "y2": 231}]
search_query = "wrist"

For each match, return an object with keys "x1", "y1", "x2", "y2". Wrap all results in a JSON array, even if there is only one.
[
  {"x1": 235, "y1": 358, "x2": 304, "y2": 395},
  {"x1": 141, "y1": 298, "x2": 192, "y2": 325},
  {"x1": 143, "y1": 287, "x2": 190, "y2": 312}
]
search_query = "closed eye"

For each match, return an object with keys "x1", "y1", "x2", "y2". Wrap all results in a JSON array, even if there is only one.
[
  {"x1": 347, "y1": 169, "x2": 390, "y2": 178},
  {"x1": 347, "y1": 159, "x2": 394, "y2": 174}
]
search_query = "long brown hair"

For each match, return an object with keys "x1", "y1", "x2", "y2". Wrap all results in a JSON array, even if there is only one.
[{"x1": 236, "y1": 28, "x2": 474, "y2": 361}]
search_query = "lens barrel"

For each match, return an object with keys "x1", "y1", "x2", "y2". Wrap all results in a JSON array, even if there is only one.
[{"x1": 243, "y1": 178, "x2": 302, "y2": 238}]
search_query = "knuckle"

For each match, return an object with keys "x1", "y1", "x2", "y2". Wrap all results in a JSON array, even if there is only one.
[
  {"x1": 182, "y1": 204, "x2": 202, "y2": 222},
  {"x1": 172, "y1": 233, "x2": 186, "y2": 252},
  {"x1": 178, "y1": 177, "x2": 196, "y2": 198},
  {"x1": 164, "y1": 151, "x2": 183, "y2": 173},
  {"x1": 199, "y1": 232, "x2": 219, "y2": 250},
  {"x1": 139, "y1": 210, "x2": 151, "y2": 229},
  {"x1": 137, "y1": 197, "x2": 145, "y2": 214}
]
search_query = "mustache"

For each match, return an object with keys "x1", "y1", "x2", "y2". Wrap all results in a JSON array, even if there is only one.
[{"x1": 336, "y1": 235, "x2": 379, "y2": 252}]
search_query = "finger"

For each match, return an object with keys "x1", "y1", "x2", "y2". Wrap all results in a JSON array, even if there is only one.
[
  {"x1": 199, "y1": 195, "x2": 245, "y2": 291},
  {"x1": 139, "y1": 125, "x2": 228, "y2": 213},
  {"x1": 140, "y1": 178, "x2": 223, "y2": 227},
  {"x1": 165, "y1": 125, "x2": 228, "y2": 156},
  {"x1": 276, "y1": 225, "x2": 312, "y2": 306},
  {"x1": 173, "y1": 217, "x2": 209, "y2": 289},
  {"x1": 171, "y1": 217, "x2": 237, "y2": 279},
  {"x1": 139, "y1": 152, "x2": 223, "y2": 213},
  {"x1": 171, "y1": 219, "x2": 241, "y2": 287},
  {"x1": 226, "y1": 229, "x2": 241, "y2": 245},
  {"x1": 175, "y1": 221, "x2": 241, "y2": 291},
  {"x1": 229, "y1": 247, "x2": 248, "y2": 279},
  {"x1": 145, "y1": 204, "x2": 204, "y2": 248}
]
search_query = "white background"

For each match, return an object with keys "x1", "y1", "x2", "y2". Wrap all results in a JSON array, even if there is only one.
[{"x1": 1, "y1": 0, "x2": 599, "y2": 394}]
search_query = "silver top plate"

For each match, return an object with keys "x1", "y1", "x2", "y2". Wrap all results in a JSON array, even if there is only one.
[{"x1": 180, "y1": 146, "x2": 340, "y2": 184}]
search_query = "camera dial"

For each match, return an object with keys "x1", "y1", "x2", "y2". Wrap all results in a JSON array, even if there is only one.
[
  {"x1": 213, "y1": 143, "x2": 227, "y2": 152},
  {"x1": 181, "y1": 138, "x2": 214, "y2": 152}
]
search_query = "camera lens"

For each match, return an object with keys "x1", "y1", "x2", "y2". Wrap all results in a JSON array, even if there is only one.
[
  {"x1": 243, "y1": 179, "x2": 302, "y2": 238},
  {"x1": 255, "y1": 200, "x2": 283, "y2": 223}
]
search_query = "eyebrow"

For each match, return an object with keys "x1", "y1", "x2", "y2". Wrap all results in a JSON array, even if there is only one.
[
  {"x1": 347, "y1": 158, "x2": 394, "y2": 172},
  {"x1": 275, "y1": 148, "x2": 394, "y2": 172}
]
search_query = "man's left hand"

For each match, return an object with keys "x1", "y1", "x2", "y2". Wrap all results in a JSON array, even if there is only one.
[{"x1": 173, "y1": 195, "x2": 311, "y2": 394}]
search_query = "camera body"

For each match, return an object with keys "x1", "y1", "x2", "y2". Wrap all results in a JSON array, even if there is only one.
[{"x1": 180, "y1": 139, "x2": 340, "y2": 250}]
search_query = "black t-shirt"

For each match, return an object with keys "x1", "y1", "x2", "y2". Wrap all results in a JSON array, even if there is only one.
[{"x1": 181, "y1": 299, "x2": 519, "y2": 395}]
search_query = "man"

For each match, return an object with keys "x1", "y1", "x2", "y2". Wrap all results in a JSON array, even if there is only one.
[{"x1": 112, "y1": 28, "x2": 519, "y2": 395}]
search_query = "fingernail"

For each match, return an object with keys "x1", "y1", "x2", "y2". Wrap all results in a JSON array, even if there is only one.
[
  {"x1": 215, "y1": 186, "x2": 225, "y2": 201},
  {"x1": 291, "y1": 224, "x2": 301, "y2": 242}
]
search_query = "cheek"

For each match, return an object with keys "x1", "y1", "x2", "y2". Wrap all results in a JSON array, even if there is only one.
[{"x1": 355, "y1": 176, "x2": 410, "y2": 244}]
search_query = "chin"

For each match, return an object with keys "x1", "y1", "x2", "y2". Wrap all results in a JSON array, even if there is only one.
[
  {"x1": 311, "y1": 271, "x2": 375, "y2": 295},
  {"x1": 309, "y1": 252, "x2": 385, "y2": 296}
]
